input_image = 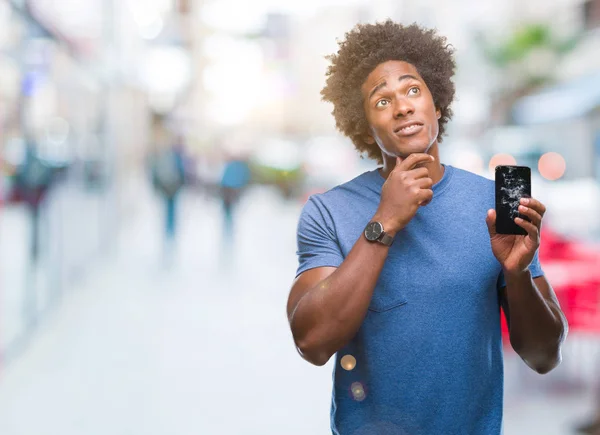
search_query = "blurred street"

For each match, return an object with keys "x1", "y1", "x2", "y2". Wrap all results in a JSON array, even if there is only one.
[
  {"x1": 0, "y1": 183, "x2": 334, "y2": 434},
  {"x1": 0, "y1": 182, "x2": 597, "y2": 435}
]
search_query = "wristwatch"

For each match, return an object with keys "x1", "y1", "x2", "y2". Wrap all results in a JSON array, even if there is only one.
[{"x1": 364, "y1": 221, "x2": 394, "y2": 246}]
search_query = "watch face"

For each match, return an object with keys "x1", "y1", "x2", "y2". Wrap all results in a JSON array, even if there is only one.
[{"x1": 365, "y1": 222, "x2": 383, "y2": 241}]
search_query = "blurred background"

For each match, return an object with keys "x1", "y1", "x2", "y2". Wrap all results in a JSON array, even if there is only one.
[{"x1": 0, "y1": 0, "x2": 599, "y2": 434}]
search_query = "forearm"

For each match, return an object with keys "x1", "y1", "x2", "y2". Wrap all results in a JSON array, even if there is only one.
[
  {"x1": 504, "y1": 270, "x2": 568, "y2": 373},
  {"x1": 290, "y1": 232, "x2": 393, "y2": 365}
]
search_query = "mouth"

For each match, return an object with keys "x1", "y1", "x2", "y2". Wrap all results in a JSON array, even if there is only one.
[{"x1": 394, "y1": 122, "x2": 424, "y2": 136}]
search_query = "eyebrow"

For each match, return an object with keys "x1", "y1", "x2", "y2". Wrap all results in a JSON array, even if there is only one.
[{"x1": 368, "y1": 74, "x2": 420, "y2": 101}]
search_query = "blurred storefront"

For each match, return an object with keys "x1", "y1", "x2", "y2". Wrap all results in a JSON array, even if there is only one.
[
  {"x1": 0, "y1": 1, "x2": 154, "y2": 365},
  {"x1": 511, "y1": 72, "x2": 600, "y2": 179},
  {"x1": 505, "y1": 3, "x2": 600, "y2": 240},
  {"x1": 0, "y1": 2, "x2": 102, "y2": 363}
]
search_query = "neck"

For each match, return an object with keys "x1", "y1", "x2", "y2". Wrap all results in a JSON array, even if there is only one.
[{"x1": 379, "y1": 144, "x2": 444, "y2": 184}]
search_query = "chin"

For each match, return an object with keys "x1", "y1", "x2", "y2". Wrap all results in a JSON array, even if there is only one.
[
  {"x1": 404, "y1": 139, "x2": 435, "y2": 155},
  {"x1": 380, "y1": 136, "x2": 435, "y2": 159},
  {"x1": 392, "y1": 145, "x2": 431, "y2": 158}
]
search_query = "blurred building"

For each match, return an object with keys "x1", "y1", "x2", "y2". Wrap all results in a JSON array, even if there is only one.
[{"x1": 0, "y1": 0, "x2": 182, "y2": 363}]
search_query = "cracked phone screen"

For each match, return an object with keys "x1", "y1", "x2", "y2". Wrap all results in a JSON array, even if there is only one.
[{"x1": 495, "y1": 166, "x2": 531, "y2": 235}]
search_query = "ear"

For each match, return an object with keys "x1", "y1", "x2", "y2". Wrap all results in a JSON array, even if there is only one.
[
  {"x1": 363, "y1": 133, "x2": 375, "y2": 145},
  {"x1": 436, "y1": 109, "x2": 442, "y2": 120}
]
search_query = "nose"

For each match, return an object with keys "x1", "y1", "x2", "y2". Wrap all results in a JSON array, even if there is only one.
[{"x1": 393, "y1": 97, "x2": 414, "y2": 118}]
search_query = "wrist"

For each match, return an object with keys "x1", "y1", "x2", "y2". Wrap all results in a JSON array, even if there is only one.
[
  {"x1": 503, "y1": 267, "x2": 531, "y2": 282},
  {"x1": 371, "y1": 213, "x2": 401, "y2": 237}
]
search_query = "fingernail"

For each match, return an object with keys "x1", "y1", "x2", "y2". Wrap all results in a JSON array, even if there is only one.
[
  {"x1": 519, "y1": 205, "x2": 527, "y2": 212},
  {"x1": 521, "y1": 198, "x2": 529, "y2": 205}
]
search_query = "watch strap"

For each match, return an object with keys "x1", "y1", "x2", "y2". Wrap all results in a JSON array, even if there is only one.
[{"x1": 378, "y1": 232, "x2": 394, "y2": 246}]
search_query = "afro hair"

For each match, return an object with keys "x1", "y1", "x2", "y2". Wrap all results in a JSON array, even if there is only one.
[{"x1": 321, "y1": 20, "x2": 456, "y2": 164}]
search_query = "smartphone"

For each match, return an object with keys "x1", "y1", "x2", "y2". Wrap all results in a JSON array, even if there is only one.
[{"x1": 495, "y1": 165, "x2": 531, "y2": 235}]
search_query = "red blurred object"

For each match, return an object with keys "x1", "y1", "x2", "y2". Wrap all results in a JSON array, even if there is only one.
[{"x1": 501, "y1": 227, "x2": 600, "y2": 346}]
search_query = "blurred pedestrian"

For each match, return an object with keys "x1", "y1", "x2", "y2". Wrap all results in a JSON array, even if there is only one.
[
  {"x1": 219, "y1": 155, "x2": 251, "y2": 241},
  {"x1": 14, "y1": 143, "x2": 54, "y2": 262},
  {"x1": 150, "y1": 137, "x2": 186, "y2": 257},
  {"x1": 13, "y1": 141, "x2": 57, "y2": 330},
  {"x1": 286, "y1": 20, "x2": 568, "y2": 435}
]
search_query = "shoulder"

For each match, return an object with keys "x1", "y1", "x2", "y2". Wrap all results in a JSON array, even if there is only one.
[
  {"x1": 302, "y1": 169, "x2": 378, "y2": 210},
  {"x1": 448, "y1": 165, "x2": 494, "y2": 191}
]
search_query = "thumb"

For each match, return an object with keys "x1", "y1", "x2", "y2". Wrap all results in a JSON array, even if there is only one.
[
  {"x1": 486, "y1": 209, "x2": 497, "y2": 237},
  {"x1": 394, "y1": 156, "x2": 403, "y2": 171}
]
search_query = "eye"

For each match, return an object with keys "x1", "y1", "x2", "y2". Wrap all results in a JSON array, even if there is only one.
[
  {"x1": 408, "y1": 86, "x2": 420, "y2": 95},
  {"x1": 375, "y1": 99, "x2": 390, "y2": 108}
]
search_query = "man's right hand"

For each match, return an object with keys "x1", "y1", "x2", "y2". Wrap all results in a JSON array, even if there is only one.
[{"x1": 373, "y1": 153, "x2": 435, "y2": 235}]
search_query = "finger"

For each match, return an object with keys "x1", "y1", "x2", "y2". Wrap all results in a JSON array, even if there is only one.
[
  {"x1": 520, "y1": 197, "x2": 546, "y2": 217},
  {"x1": 417, "y1": 189, "x2": 433, "y2": 206},
  {"x1": 397, "y1": 153, "x2": 434, "y2": 171},
  {"x1": 406, "y1": 167, "x2": 430, "y2": 179},
  {"x1": 485, "y1": 209, "x2": 497, "y2": 237},
  {"x1": 515, "y1": 216, "x2": 540, "y2": 241},
  {"x1": 518, "y1": 204, "x2": 542, "y2": 229},
  {"x1": 415, "y1": 177, "x2": 433, "y2": 189}
]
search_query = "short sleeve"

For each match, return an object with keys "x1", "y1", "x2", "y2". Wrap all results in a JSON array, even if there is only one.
[
  {"x1": 497, "y1": 248, "x2": 545, "y2": 289},
  {"x1": 295, "y1": 196, "x2": 344, "y2": 278}
]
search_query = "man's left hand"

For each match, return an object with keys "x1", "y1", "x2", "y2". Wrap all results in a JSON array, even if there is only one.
[{"x1": 486, "y1": 197, "x2": 546, "y2": 274}]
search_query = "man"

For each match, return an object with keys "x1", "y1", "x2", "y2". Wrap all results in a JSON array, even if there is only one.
[
  {"x1": 286, "y1": 21, "x2": 568, "y2": 434},
  {"x1": 150, "y1": 136, "x2": 186, "y2": 254},
  {"x1": 219, "y1": 153, "x2": 251, "y2": 240}
]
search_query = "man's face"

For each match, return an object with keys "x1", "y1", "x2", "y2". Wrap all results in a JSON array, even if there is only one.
[{"x1": 361, "y1": 60, "x2": 441, "y2": 159}]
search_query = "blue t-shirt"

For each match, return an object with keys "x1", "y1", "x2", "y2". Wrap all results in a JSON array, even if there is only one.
[{"x1": 295, "y1": 164, "x2": 544, "y2": 435}]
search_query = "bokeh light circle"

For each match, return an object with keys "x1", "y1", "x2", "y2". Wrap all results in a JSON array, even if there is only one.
[
  {"x1": 538, "y1": 152, "x2": 566, "y2": 181},
  {"x1": 351, "y1": 382, "x2": 366, "y2": 402},
  {"x1": 341, "y1": 355, "x2": 357, "y2": 371},
  {"x1": 488, "y1": 153, "x2": 517, "y2": 173}
]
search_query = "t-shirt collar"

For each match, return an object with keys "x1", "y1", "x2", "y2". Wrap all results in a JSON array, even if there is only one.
[{"x1": 372, "y1": 163, "x2": 453, "y2": 195}]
